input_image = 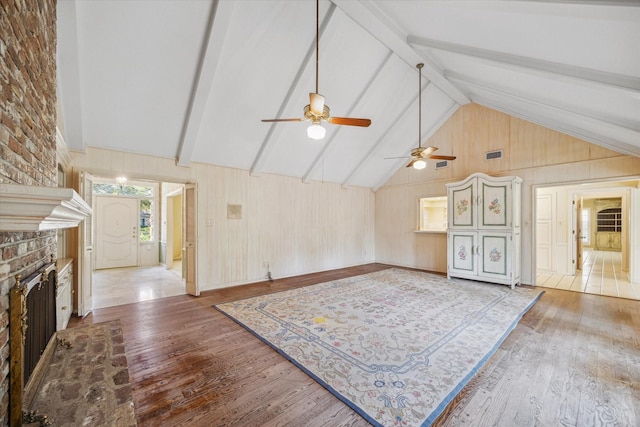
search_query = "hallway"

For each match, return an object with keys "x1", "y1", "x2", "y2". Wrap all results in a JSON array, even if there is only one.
[
  {"x1": 537, "y1": 249, "x2": 640, "y2": 300},
  {"x1": 92, "y1": 264, "x2": 186, "y2": 309}
]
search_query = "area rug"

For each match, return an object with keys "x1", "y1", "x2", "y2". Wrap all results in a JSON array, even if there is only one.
[{"x1": 214, "y1": 268, "x2": 543, "y2": 427}]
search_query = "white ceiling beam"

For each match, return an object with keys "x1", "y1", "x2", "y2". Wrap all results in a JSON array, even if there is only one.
[
  {"x1": 371, "y1": 102, "x2": 459, "y2": 192},
  {"x1": 508, "y1": 0, "x2": 640, "y2": 5},
  {"x1": 447, "y1": 71, "x2": 639, "y2": 131},
  {"x1": 176, "y1": 1, "x2": 233, "y2": 167},
  {"x1": 461, "y1": 79, "x2": 640, "y2": 157},
  {"x1": 332, "y1": 0, "x2": 470, "y2": 106},
  {"x1": 408, "y1": 35, "x2": 640, "y2": 94},
  {"x1": 56, "y1": 0, "x2": 85, "y2": 151},
  {"x1": 302, "y1": 52, "x2": 394, "y2": 184},
  {"x1": 250, "y1": 3, "x2": 337, "y2": 177}
]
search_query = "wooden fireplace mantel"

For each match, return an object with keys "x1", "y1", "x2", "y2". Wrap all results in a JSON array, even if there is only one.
[{"x1": 0, "y1": 183, "x2": 91, "y2": 232}]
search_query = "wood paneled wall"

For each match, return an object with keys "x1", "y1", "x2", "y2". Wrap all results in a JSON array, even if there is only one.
[
  {"x1": 71, "y1": 148, "x2": 375, "y2": 290},
  {"x1": 376, "y1": 103, "x2": 640, "y2": 284}
]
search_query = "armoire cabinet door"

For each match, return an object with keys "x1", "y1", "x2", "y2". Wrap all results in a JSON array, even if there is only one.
[
  {"x1": 450, "y1": 181, "x2": 476, "y2": 228},
  {"x1": 479, "y1": 179, "x2": 510, "y2": 228},
  {"x1": 479, "y1": 233, "x2": 512, "y2": 280},
  {"x1": 449, "y1": 232, "x2": 478, "y2": 276}
]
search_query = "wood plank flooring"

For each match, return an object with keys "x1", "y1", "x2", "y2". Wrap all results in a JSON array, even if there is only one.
[{"x1": 69, "y1": 264, "x2": 640, "y2": 426}]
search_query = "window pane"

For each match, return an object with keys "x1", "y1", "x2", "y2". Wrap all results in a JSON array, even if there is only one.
[
  {"x1": 140, "y1": 199, "x2": 153, "y2": 241},
  {"x1": 93, "y1": 183, "x2": 153, "y2": 197}
]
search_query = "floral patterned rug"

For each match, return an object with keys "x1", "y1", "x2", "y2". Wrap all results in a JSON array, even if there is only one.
[{"x1": 214, "y1": 268, "x2": 543, "y2": 426}]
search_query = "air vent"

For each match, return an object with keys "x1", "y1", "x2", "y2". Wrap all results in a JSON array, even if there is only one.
[
  {"x1": 435, "y1": 160, "x2": 448, "y2": 169},
  {"x1": 485, "y1": 150, "x2": 503, "y2": 160}
]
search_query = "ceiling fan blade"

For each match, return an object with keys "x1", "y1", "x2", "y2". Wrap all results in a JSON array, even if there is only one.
[
  {"x1": 309, "y1": 93, "x2": 325, "y2": 115},
  {"x1": 420, "y1": 146, "x2": 437, "y2": 156},
  {"x1": 429, "y1": 155, "x2": 457, "y2": 160},
  {"x1": 405, "y1": 159, "x2": 416, "y2": 168},
  {"x1": 327, "y1": 117, "x2": 371, "y2": 127},
  {"x1": 261, "y1": 118, "x2": 304, "y2": 123}
]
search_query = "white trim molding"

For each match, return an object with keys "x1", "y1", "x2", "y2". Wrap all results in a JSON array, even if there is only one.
[{"x1": 0, "y1": 184, "x2": 92, "y2": 232}]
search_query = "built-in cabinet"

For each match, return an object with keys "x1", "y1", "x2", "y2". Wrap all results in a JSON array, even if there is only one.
[
  {"x1": 595, "y1": 232, "x2": 621, "y2": 250},
  {"x1": 446, "y1": 173, "x2": 522, "y2": 288},
  {"x1": 56, "y1": 258, "x2": 73, "y2": 330},
  {"x1": 595, "y1": 206, "x2": 622, "y2": 251}
]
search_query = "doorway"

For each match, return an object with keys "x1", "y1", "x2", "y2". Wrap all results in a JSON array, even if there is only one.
[
  {"x1": 83, "y1": 178, "x2": 198, "y2": 310},
  {"x1": 534, "y1": 179, "x2": 640, "y2": 300}
]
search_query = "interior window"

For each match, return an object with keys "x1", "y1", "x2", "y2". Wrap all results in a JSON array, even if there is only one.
[{"x1": 418, "y1": 196, "x2": 448, "y2": 231}]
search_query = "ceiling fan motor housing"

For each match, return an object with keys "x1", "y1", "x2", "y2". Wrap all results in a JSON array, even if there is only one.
[{"x1": 304, "y1": 104, "x2": 330, "y2": 122}]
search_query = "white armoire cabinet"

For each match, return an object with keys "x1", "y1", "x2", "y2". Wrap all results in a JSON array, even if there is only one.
[{"x1": 446, "y1": 173, "x2": 522, "y2": 288}]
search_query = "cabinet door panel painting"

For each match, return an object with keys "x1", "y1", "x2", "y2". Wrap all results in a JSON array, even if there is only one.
[
  {"x1": 452, "y1": 184, "x2": 474, "y2": 227},
  {"x1": 481, "y1": 235, "x2": 508, "y2": 276},
  {"x1": 482, "y1": 183, "x2": 507, "y2": 226},
  {"x1": 452, "y1": 233, "x2": 476, "y2": 272}
]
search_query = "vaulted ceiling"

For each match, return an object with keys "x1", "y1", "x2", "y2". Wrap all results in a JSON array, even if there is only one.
[{"x1": 56, "y1": 1, "x2": 640, "y2": 190}]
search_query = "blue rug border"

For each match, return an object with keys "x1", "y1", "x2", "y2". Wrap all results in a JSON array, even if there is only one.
[
  {"x1": 214, "y1": 277, "x2": 545, "y2": 427},
  {"x1": 422, "y1": 287, "x2": 544, "y2": 425},
  {"x1": 213, "y1": 303, "x2": 384, "y2": 427}
]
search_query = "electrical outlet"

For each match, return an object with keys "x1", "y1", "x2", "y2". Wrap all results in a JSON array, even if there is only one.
[{"x1": 206, "y1": 219, "x2": 213, "y2": 226}]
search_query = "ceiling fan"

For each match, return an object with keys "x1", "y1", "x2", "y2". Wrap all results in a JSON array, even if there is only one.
[
  {"x1": 386, "y1": 63, "x2": 456, "y2": 170},
  {"x1": 261, "y1": 0, "x2": 371, "y2": 140}
]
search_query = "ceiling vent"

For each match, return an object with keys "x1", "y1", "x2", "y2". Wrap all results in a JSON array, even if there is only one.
[
  {"x1": 485, "y1": 150, "x2": 503, "y2": 160},
  {"x1": 435, "y1": 160, "x2": 449, "y2": 169}
]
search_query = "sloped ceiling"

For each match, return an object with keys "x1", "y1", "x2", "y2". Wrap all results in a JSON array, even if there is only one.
[{"x1": 56, "y1": 1, "x2": 640, "y2": 190}]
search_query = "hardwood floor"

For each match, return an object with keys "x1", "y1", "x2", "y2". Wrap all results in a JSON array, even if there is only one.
[{"x1": 69, "y1": 264, "x2": 640, "y2": 426}]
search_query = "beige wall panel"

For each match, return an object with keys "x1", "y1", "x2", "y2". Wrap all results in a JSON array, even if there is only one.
[
  {"x1": 414, "y1": 233, "x2": 447, "y2": 272},
  {"x1": 377, "y1": 103, "x2": 638, "y2": 285},
  {"x1": 376, "y1": 180, "x2": 449, "y2": 272},
  {"x1": 245, "y1": 175, "x2": 375, "y2": 284},
  {"x1": 73, "y1": 148, "x2": 375, "y2": 291},
  {"x1": 72, "y1": 147, "x2": 194, "y2": 182},
  {"x1": 590, "y1": 142, "x2": 623, "y2": 159},
  {"x1": 460, "y1": 104, "x2": 510, "y2": 175},
  {"x1": 590, "y1": 156, "x2": 640, "y2": 180},
  {"x1": 511, "y1": 117, "x2": 592, "y2": 168}
]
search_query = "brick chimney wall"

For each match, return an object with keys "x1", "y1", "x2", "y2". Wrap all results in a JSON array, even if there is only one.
[{"x1": 0, "y1": 1, "x2": 57, "y2": 424}]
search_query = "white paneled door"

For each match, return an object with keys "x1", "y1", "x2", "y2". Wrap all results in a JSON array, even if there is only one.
[
  {"x1": 536, "y1": 193, "x2": 553, "y2": 272},
  {"x1": 95, "y1": 196, "x2": 138, "y2": 269}
]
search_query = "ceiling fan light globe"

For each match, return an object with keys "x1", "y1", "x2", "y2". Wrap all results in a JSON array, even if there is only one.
[
  {"x1": 413, "y1": 159, "x2": 427, "y2": 170},
  {"x1": 307, "y1": 123, "x2": 325, "y2": 140}
]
